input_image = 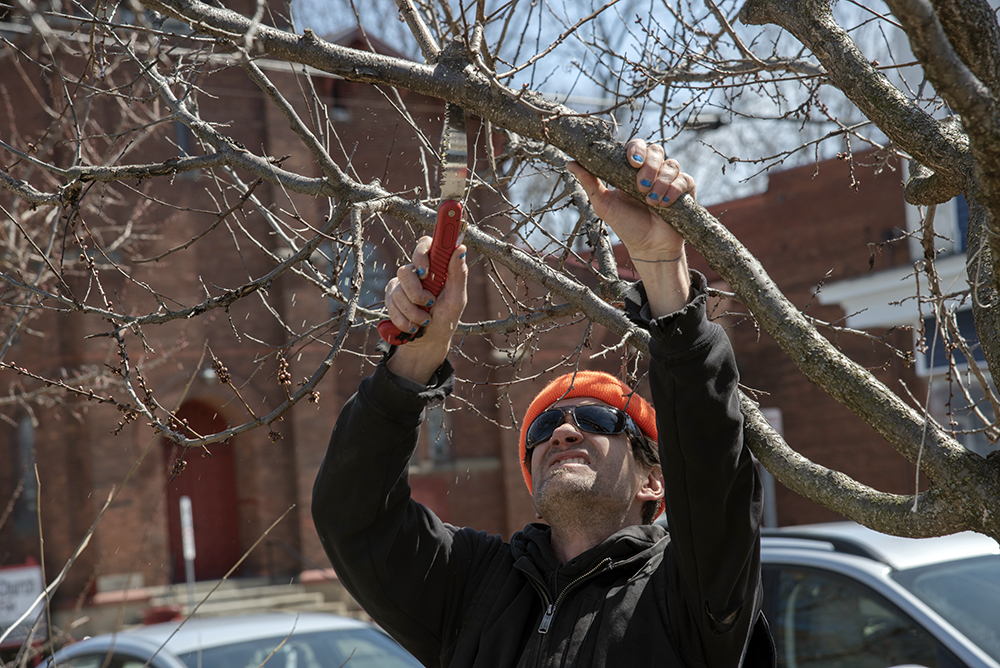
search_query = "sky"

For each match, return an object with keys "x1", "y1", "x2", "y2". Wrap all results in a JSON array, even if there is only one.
[{"x1": 287, "y1": 0, "x2": 965, "y2": 213}]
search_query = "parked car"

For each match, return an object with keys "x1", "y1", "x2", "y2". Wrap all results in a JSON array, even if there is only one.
[
  {"x1": 45, "y1": 612, "x2": 422, "y2": 668},
  {"x1": 761, "y1": 522, "x2": 1000, "y2": 668},
  {"x1": 46, "y1": 524, "x2": 1000, "y2": 668}
]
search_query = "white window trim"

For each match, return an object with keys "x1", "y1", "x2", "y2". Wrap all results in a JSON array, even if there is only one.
[
  {"x1": 816, "y1": 252, "x2": 969, "y2": 331},
  {"x1": 902, "y1": 161, "x2": 964, "y2": 259}
]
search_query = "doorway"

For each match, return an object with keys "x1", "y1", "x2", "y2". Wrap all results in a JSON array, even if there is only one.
[{"x1": 163, "y1": 401, "x2": 241, "y2": 582}]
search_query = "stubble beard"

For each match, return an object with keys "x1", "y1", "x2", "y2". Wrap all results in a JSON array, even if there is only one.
[{"x1": 533, "y1": 467, "x2": 630, "y2": 530}]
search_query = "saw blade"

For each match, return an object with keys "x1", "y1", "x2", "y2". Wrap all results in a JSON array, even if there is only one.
[{"x1": 439, "y1": 103, "x2": 468, "y2": 202}]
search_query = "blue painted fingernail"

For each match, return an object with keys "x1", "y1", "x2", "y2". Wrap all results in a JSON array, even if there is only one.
[
  {"x1": 426, "y1": 299, "x2": 434, "y2": 307},
  {"x1": 409, "y1": 325, "x2": 417, "y2": 333},
  {"x1": 415, "y1": 267, "x2": 426, "y2": 278},
  {"x1": 648, "y1": 192, "x2": 660, "y2": 201},
  {"x1": 633, "y1": 154, "x2": 643, "y2": 163},
  {"x1": 640, "y1": 178, "x2": 652, "y2": 188},
  {"x1": 459, "y1": 251, "x2": 466, "y2": 259},
  {"x1": 422, "y1": 318, "x2": 431, "y2": 326}
]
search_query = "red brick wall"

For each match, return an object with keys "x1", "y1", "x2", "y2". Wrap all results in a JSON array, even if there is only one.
[
  {"x1": 1, "y1": 25, "x2": 928, "y2": 614},
  {"x1": 1, "y1": 33, "x2": 516, "y2": 597},
  {"x1": 698, "y1": 152, "x2": 922, "y2": 525}
]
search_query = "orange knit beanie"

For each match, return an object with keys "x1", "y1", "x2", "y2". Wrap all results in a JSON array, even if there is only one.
[{"x1": 518, "y1": 371, "x2": 658, "y2": 493}]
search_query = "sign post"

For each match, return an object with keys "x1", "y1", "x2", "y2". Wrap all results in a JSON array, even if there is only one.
[
  {"x1": 0, "y1": 563, "x2": 46, "y2": 651},
  {"x1": 179, "y1": 496, "x2": 196, "y2": 611}
]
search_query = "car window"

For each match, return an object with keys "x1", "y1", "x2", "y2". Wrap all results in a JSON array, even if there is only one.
[
  {"x1": 892, "y1": 554, "x2": 1000, "y2": 663},
  {"x1": 49, "y1": 658, "x2": 108, "y2": 668},
  {"x1": 51, "y1": 655, "x2": 150, "y2": 668},
  {"x1": 763, "y1": 565, "x2": 964, "y2": 668},
  {"x1": 175, "y1": 627, "x2": 421, "y2": 668}
]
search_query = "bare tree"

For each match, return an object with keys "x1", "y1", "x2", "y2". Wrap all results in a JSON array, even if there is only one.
[{"x1": 2, "y1": 0, "x2": 999, "y2": 589}]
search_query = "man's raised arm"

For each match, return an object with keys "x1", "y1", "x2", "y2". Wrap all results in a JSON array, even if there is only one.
[
  {"x1": 567, "y1": 138, "x2": 695, "y2": 317},
  {"x1": 571, "y1": 143, "x2": 770, "y2": 666}
]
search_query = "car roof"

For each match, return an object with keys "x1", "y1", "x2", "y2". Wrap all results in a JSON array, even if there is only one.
[
  {"x1": 762, "y1": 521, "x2": 1000, "y2": 570},
  {"x1": 118, "y1": 612, "x2": 374, "y2": 654}
]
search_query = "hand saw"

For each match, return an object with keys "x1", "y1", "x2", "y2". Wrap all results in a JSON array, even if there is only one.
[{"x1": 378, "y1": 104, "x2": 468, "y2": 345}]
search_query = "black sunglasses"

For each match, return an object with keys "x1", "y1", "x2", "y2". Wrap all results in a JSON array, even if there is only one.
[{"x1": 524, "y1": 404, "x2": 642, "y2": 451}]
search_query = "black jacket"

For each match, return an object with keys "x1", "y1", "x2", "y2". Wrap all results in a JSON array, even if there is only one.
[{"x1": 312, "y1": 272, "x2": 774, "y2": 667}]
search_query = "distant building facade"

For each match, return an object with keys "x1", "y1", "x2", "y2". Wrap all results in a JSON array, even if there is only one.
[
  {"x1": 2, "y1": 7, "x2": 990, "y2": 631},
  {"x1": 0, "y1": 22, "x2": 520, "y2": 607},
  {"x1": 696, "y1": 151, "x2": 993, "y2": 525}
]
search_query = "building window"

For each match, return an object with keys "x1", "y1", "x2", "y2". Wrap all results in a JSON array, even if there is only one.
[
  {"x1": 175, "y1": 121, "x2": 194, "y2": 156},
  {"x1": 919, "y1": 310, "x2": 997, "y2": 457},
  {"x1": 14, "y1": 416, "x2": 39, "y2": 534},
  {"x1": 174, "y1": 121, "x2": 199, "y2": 179},
  {"x1": 927, "y1": 378, "x2": 997, "y2": 458},
  {"x1": 421, "y1": 404, "x2": 451, "y2": 464},
  {"x1": 917, "y1": 309, "x2": 984, "y2": 376},
  {"x1": 905, "y1": 193, "x2": 969, "y2": 260},
  {"x1": 330, "y1": 240, "x2": 391, "y2": 309},
  {"x1": 329, "y1": 80, "x2": 352, "y2": 123},
  {"x1": 955, "y1": 194, "x2": 969, "y2": 254},
  {"x1": 757, "y1": 408, "x2": 782, "y2": 529}
]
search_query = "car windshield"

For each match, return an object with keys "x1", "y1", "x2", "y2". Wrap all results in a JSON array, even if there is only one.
[
  {"x1": 892, "y1": 554, "x2": 1000, "y2": 663},
  {"x1": 175, "y1": 627, "x2": 422, "y2": 668}
]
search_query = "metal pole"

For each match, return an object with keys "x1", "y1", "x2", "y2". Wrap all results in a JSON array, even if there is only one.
[
  {"x1": 179, "y1": 496, "x2": 197, "y2": 612},
  {"x1": 759, "y1": 409, "x2": 783, "y2": 528}
]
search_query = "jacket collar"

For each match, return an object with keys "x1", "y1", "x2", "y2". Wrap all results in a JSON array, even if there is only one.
[{"x1": 511, "y1": 522, "x2": 668, "y2": 581}]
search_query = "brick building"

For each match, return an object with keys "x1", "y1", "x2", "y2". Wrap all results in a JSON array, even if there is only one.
[
  {"x1": 0, "y1": 21, "x2": 526, "y2": 609},
  {"x1": 696, "y1": 152, "x2": 990, "y2": 525},
  {"x1": 2, "y1": 7, "x2": 988, "y2": 642}
]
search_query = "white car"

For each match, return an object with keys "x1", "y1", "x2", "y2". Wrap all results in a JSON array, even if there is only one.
[
  {"x1": 761, "y1": 522, "x2": 1000, "y2": 668},
  {"x1": 47, "y1": 524, "x2": 1000, "y2": 668},
  {"x1": 45, "y1": 612, "x2": 422, "y2": 668}
]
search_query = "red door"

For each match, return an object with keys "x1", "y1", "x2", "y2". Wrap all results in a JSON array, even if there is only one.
[{"x1": 163, "y1": 402, "x2": 241, "y2": 582}]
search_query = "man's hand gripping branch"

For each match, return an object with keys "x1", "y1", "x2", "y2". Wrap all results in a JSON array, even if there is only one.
[
  {"x1": 569, "y1": 138, "x2": 696, "y2": 318},
  {"x1": 383, "y1": 139, "x2": 695, "y2": 384}
]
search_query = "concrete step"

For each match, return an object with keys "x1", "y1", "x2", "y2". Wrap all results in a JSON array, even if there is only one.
[
  {"x1": 186, "y1": 591, "x2": 327, "y2": 617},
  {"x1": 144, "y1": 576, "x2": 272, "y2": 599},
  {"x1": 271, "y1": 599, "x2": 352, "y2": 616},
  {"x1": 69, "y1": 575, "x2": 366, "y2": 638},
  {"x1": 151, "y1": 583, "x2": 313, "y2": 607}
]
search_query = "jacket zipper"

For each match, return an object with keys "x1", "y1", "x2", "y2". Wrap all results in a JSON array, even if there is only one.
[{"x1": 533, "y1": 557, "x2": 612, "y2": 634}]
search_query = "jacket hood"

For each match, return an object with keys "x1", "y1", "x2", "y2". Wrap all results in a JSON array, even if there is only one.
[{"x1": 510, "y1": 522, "x2": 669, "y2": 581}]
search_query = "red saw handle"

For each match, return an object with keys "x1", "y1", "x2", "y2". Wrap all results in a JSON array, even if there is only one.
[{"x1": 378, "y1": 199, "x2": 464, "y2": 345}]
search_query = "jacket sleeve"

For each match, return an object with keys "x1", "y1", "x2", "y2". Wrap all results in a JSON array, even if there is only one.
[
  {"x1": 311, "y1": 357, "x2": 499, "y2": 667},
  {"x1": 626, "y1": 271, "x2": 769, "y2": 668}
]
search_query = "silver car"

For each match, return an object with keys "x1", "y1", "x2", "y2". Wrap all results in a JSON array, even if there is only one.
[
  {"x1": 761, "y1": 522, "x2": 1000, "y2": 668},
  {"x1": 45, "y1": 612, "x2": 422, "y2": 668}
]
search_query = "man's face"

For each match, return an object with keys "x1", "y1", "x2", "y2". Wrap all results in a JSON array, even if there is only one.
[{"x1": 529, "y1": 397, "x2": 652, "y2": 524}]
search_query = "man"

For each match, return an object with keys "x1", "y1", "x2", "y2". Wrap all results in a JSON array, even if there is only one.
[{"x1": 312, "y1": 140, "x2": 774, "y2": 667}]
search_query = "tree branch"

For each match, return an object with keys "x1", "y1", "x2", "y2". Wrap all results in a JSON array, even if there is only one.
[
  {"x1": 884, "y1": 0, "x2": 1000, "y2": 339},
  {"x1": 394, "y1": 0, "x2": 441, "y2": 63},
  {"x1": 930, "y1": 0, "x2": 1000, "y2": 97},
  {"x1": 121, "y1": 0, "x2": 986, "y2": 495},
  {"x1": 741, "y1": 394, "x2": 972, "y2": 537},
  {"x1": 739, "y1": 0, "x2": 973, "y2": 201}
]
